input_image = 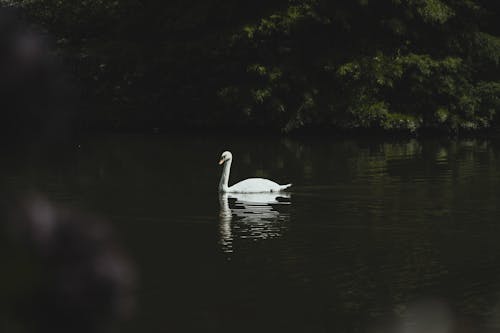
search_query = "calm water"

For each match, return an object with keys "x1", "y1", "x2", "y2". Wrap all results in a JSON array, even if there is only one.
[{"x1": 3, "y1": 135, "x2": 500, "y2": 332}]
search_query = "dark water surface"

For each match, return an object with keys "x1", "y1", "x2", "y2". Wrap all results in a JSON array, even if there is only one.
[{"x1": 3, "y1": 135, "x2": 500, "y2": 332}]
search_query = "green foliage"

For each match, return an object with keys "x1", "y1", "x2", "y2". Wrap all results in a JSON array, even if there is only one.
[
  {"x1": 3, "y1": 0, "x2": 500, "y2": 133},
  {"x1": 219, "y1": 0, "x2": 500, "y2": 133},
  {"x1": 413, "y1": 0, "x2": 455, "y2": 24}
]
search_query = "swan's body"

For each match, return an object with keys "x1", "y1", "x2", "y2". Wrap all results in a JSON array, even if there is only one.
[
  {"x1": 218, "y1": 151, "x2": 292, "y2": 193},
  {"x1": 224, "y1": 178, "x2": 290, "y2": 193}
]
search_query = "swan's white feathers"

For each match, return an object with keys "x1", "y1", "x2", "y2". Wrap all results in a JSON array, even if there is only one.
[
  {"x1": 218, "y1": 151, "x2": 292, "y2": 193},
  {"x1": 228, "y1": 178, "x2": 289, "y2": 193}
]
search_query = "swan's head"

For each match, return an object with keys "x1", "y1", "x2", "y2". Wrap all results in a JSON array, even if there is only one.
[{"x1": 219, "y1": 151, "x2": 232, "y2": 165}]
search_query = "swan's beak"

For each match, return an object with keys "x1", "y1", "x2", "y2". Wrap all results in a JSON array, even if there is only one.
[{"x1": 218, "y1": 159, "x2": 225, "y2": 165}]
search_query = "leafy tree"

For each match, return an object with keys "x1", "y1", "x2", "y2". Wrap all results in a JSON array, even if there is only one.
[
  {"x1": 220, "y1": 0, "x2": 500, "y2": 132},
  {"x1": 2, "y1": 0, "x2": 500, "y2": 133}
]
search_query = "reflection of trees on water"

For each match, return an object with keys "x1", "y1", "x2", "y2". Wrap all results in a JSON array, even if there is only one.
[
  {"x1": 281, "y1": 138, "x2": 500, "y2": 223},
  {"x1": 1, "y1": 137, "x2": 496, "y2": 206},
  {"x1": 281, "y1": 138, "x2": 495, "y2": 184},
  {"x1": 3, "y1": 138, "x2": 500, "y2": 332},
  {"x1": 218, "y1": 193, "x2": 291, "y2": 253},
  {"x1": 276, "y1": 139, "x2": 500, "y2": 332}
]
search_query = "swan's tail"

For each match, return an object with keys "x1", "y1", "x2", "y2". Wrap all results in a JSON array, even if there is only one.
[{"x1": 279, "y1": 183, "x2": 292, "y2": 191}]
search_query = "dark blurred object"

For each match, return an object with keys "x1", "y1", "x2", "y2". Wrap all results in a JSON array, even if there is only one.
[
  {"x1": 0, "y1": 8, "x2": 74, "y2": 141},
  {"x1": 5, "y1": 195, "x2": 135, "y2": 333}
]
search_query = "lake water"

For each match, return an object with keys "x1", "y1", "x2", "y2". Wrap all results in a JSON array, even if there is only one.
[{"x1": 3, "y1": 134, "x2": 500, "y2": 332}]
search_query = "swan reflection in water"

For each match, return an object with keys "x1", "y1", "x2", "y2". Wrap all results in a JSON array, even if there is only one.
[{"x1": 218, "y1": 192, "x2": 291, "y2": 253}]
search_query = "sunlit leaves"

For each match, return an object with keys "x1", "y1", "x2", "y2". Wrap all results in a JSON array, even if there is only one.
[
  {"x1": 472, "y1": 32, "x2": 500, "y2": 66},
  {"x1": 411, "y1": 0, "x2": 455, "y2": 24}
]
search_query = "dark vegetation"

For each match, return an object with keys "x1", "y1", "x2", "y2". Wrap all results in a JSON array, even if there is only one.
[{"x1": 2, "y1": 0, "x2": 500, "y2": 134}]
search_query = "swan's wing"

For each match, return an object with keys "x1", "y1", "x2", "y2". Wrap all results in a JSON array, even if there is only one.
[{"x1": 228, "y1": 178, "x2": 282, "y2": 193}]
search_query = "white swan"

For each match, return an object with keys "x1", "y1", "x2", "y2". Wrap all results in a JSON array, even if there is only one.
[{"x1": 218, "y1": 151, "x2": 292, "y2": 193}]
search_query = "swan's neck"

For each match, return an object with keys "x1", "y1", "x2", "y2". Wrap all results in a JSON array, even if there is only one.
[{"x1": 219, "y1": 160, "x2": 231, "y2": 192}]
